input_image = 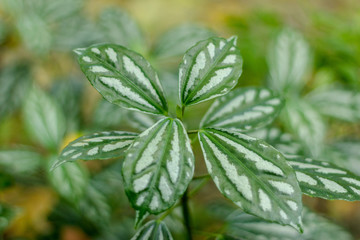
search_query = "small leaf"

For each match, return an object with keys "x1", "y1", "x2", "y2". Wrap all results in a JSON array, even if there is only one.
[
  {"x1": 179, "y1": 36, "x2": 243, "y2": 106},
  {"x1": 200, "y1": 87, "x2": 284, "y2": 131},
  {"x1": 281, "y1": 98, "x2": 325, "y2": 157},
  {"x1": 307, "y1": 86, "x2": 360, "y2": 122},
  {"x1": 126, "y1": 111, "x2": 161, "y2": 131},
  {"x1": 249, "y1": 128, "x2": 303, "y2": 155},
  {"x1": 198, "y1": 128, "x2": 303, "y2": 230},
  {"x1": 48, "y1": 156, "x2": 89, "y2": 202},
  {"x1": 153, "y1": 23, "x2": 215, "y2": 59},
  {"x1": 0, "y1": 62, "x2": 31, "y2": 120},
  {"x1": 54, "y1": 131, "x2": 137, "y2": 169},
  {"x1": 267, "y1": 28, "x2": 311, "y2": 94},
  {"x1": 0, "y1": 148, "x2": 43, "y2": 174},
  {"x1": 286, "y1": 155, "x2": 360, "y2": 201},
  {"x1": 75, "y1": 44, "x2": 168, "y2": 115},
  {"x1": 93, "y1": 99, "x2": 125, "y2": 129},
  {"x1": 122, "y1": 118, "x2": 194, "y2": 214},
  {"x1": 131, "y1": 220, "x2": 173, "y2": 240},
  {"x1": 23, "y1": 86, "x2": 66, "y2": 150},
  {"x1": 98, "y1": 8, "x2": 146, "y2": 53}
]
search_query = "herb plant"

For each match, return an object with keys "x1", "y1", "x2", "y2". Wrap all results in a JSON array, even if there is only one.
[{"x1": 53, "y1": 33, "x2": 360, "y2": 239}]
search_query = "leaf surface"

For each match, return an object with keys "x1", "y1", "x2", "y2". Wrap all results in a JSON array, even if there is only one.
[
  {"x1": 23, "y1": 87, "x2": 66, "y2": 150},
  {"x1": 122, "y1": 118, "x2": 194, "y2": 214},
  {"x1": 286, "y1": 155, "x2": 360, "y2": 200},
  {"x1": 198, "y1": 128, "x2": 302, "y2": 229},
  {"x1": 54, "y1": 131, "x2": 137, "y2": 169},
  {"x1": 179, "y1": 37, "x2": 243, "y2": 106},
  {"x1": 201, "y1": 87, "x2": 283, "y2": 131},
  {"x1": 75, "y1": 44, "x2": 168, "y2": 115}
]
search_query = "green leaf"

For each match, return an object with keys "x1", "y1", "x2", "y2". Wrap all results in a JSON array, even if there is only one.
[
  {"x1": 0, "y1": 203, "x2": 17, "y2": 233},
  {"x1": 93, "y1": 99, "x2": 125, "y2": 129},
  {"x1": 329, "y1": 141, "x2": 360, "y2": 176},
  {"x1": 131, "y1": 220, "x2": 173, "y2": 240},
  {"x1": 0, "y1": 148, "x2": 43, "y2": 174},
  {"x1": 153, "y1": 24, "x2": 215, "y2": 59},
  {"x1": 122, "y1": 118, "x2": 194, "y2": 214},
  {"x1": 286, "y1": 155, "x2": 360, "y2": 201},
  {"x1": 126, "y1": 111, "x2": 160, "y2": 131},
  {"x1": 198, "y1": 128, "x2": 303, "y2": 230},
  {"x1": 54, "y1": 131, "x2": 137, "y2": 169},
  {"x1": 267, "y1": 28, "x2": 311, "y2": 94},
  {"x1": 77, "y1": 184, "x2": 111, "y2": 227},
  {"x1": 75, "y1": 44, "x2": 168, "y2": 115},
  {"x1": 98, "y1": 8, "x2": 146, "y2": 53},
  {"x1": 0, "y1": 62, "x2": 31, "y2": 120},
  {"x1": 307, "y1": 86, "x2": 360, "y2": 122},
  {"x1": 249, "y1": 128, "x2": 303, "y2": 155},
  {"x1": 200, "y1": 87, "x2": 284, "y2": 131},
  {"x1": 281, "y1": 98, "x2": 325, "y2": 157},
  {"x1": 222, "y1": 208, "x2": 352, "y2": 240},
  {"x1": 179, "y1": 36, "x2": 243, "y2": 106},
  {"x1": 48, "y1": 157, "x2": 89, "y2": 202},
  {"x1": 23, "y1": 86, "x2": 66, "y2": 151}
]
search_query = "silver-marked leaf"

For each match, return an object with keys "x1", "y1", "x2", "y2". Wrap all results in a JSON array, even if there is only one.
[
  {"x1": 222, "y1": 208, "x2": 352, "y2": 240},
  {"x1": 200, "y1": 87, "x2": 284, "y2": 131},
  {"x1": 307, "y1": 86, "x2": 360, "y2": 122},
  {"x1": 98, "y1": 8, "x2": 145, "y2": 53},
  {"x1": 286, "y1": 155, "x2": 360, "y2": 201},
  {"x1": 23, "y1": 86, "x2": 66, "y2": 151},
  {"x1": 75, "y1": 44, "x2": 168, "y2": 115},
  {"x1": 122, "y1": 118, "x2": 194, "y2": 214},
  {"x1": 179, "y1": 36, "x2": 243, "y2": 106},
  {"x1": 281, "y1": 99, "x2": 325, "y2": 158},
  {"x1": 131, "y1": 220, "x2": 173, "y2": 240},
  {"x1": 267, "y1": 28, "x2": 311, "y2": 94},
  {"x1": 126, "y1": 111, "x2": 161, "y2": 132},
  {"x1": 249, "y1": 128, "x2": 303, "y2": 155},
  {"x1": 198, "y1": 128, "x2": 303, "y2": 230},
  {"x1": 48, "y1": 156, "x2": 89, "y2": 202},
  {"x1": 0, "y1": 148, "x2": 43, "y2": 174},
  {"x1": 54, "y1": 131, "x2": 137, "y2": 169},
  {"x1": 0, "y1": 62, "x2": 31, "y2": 120},
  {"x1": 153, "y1": 24, "x2": 215, "y2": 59}
]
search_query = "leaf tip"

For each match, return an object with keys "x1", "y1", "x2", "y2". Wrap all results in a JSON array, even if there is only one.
[
  {"x1": 227, "y1": 35, "x2": 238, "y2": 45},
  {"x1": 73, "y1": 48, "x2": 86, "y2": 56},
  {"x1": 134, "y1": 210, "x2": 149, "y2": 229}
]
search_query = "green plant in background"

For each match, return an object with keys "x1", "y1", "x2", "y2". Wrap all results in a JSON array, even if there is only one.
[{"x1": 52, "y1": 31, "x2": 360, "y2": 239}]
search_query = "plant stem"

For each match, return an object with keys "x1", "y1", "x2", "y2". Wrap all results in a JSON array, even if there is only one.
[
  {"x1": 182, "y1": 189, "x2": 193, "y2": 240},
  {"x1": 187, "y1": 129, "x2": 199, "y2": 134}
]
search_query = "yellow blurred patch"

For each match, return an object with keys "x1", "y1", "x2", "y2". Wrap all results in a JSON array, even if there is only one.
[
  {"x1": 60, "y1": 132, "x2": 83, "y2": 152},
  {"x1": 0, "y1": 185, "x2": 56, "y2": 238}
]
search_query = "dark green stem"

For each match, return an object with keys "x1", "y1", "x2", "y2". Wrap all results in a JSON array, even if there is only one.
[{"x1": 182, "y1": 189, "x2": 193, "y2": 240}]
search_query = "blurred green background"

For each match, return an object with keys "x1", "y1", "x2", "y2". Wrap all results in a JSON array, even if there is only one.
[{"x1": 0, "y1": 0, "x2": 360, "y2": 239}]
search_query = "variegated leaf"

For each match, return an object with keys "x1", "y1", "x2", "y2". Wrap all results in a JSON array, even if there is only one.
[
  {"x1": 198, "y1": 128, "x2": 303, "y2": 229},
  {"x1": 281, "y1": 99, "x2": 325, "y2": 158},
  {"x1": 131, "y1": 220, "x2": 173, "y2": 240},
  {"x1": 249, "y1": 128, "x2": 303, "y2": 155},
  {"x1": 122, "y1": 118, "x2": 194, "y2": 214},
  {"x1": 200, "y1": 87, "x2": 284, "y2": 131},
  {"x1": 48, "y1": 156, "x2": 89, "y2": 202},
  {"x1": 179, "y1": 36, "x2": 243, "y2": 106},
  {"x1": 75, "y1": 44, "x2": 168, "y2": 115},
  {"x1": 286, "y1": 155, "x2": 360, "y2": 200},
  {"x1": 307, "y1": 86, "x2": 360, "y2": 122},
  {"x1": 98, "y1": 8, "x2": 145, "y2": 52},
  {"x1": 267, "y1": 28, "x2": 311, "y2": 94},
  {"x1": 222, "y1": 208, "x2": 352, "y2": 240},
  {"x1": 53, "y1": 131, "x2": 137, "y2": 169},
  {"x1": 153, "y1": 24, "x2": 215, "y2": 59},
  {"x1": 23, "y1": 86, "x2": 66, "y2": 151}
]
